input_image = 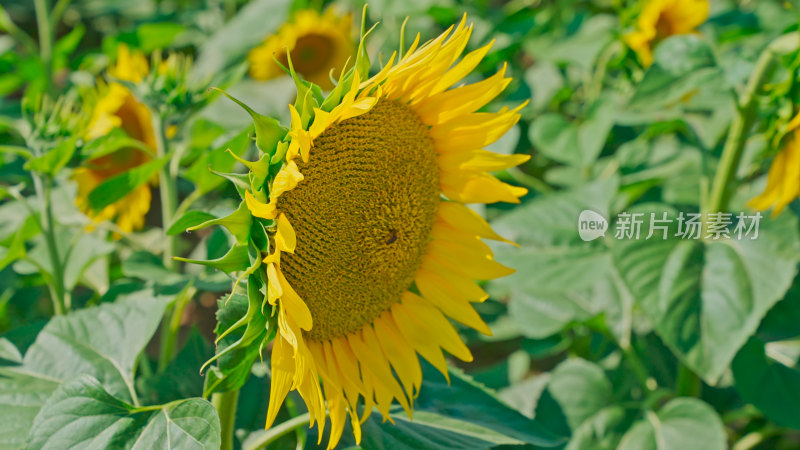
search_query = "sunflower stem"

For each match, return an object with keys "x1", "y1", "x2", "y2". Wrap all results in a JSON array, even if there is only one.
[
  {"x1": 49, "y1": 0, "x2": 72, "y2": 30},
  {"x1": 704, "y1": 40, "x2": 778, "y2": 218},
  {"x1": 33, "y1": 0, "x2": 53, "y2": 92},
  {"x1": 152, "y1": 110, "x2": 184, "y2": 374},
  {"x1": 32, "y1": 173, "x2": 68, "y2": 315},
  {"x1": 242, "y1": 413, "x2": 311, "y2": 450},
  {"x1": 157, "y1": 282, "x2": 194, "y2": 373},
  {"x1": 212, "y1": 389, "x2": 240, "y2": 450},
  {"x1": 152, "y1": 113, "x2": 179, "y2": 270}
]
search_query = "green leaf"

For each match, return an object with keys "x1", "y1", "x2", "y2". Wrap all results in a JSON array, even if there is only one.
[
  {"x1": 24, "y1": 137, "x2": 78, "y2": 175},
  {"x1": 16, "y1": 291, "x2": 166, "y2": 399},
  {"x1": 167, "y1": 211, "x2": 218, "y2": 236},
  {"x1": 0, "y1": 145, "x2": 33, "y2": 159},
  {"x1": 613, "y1": 208, "x2": 799, "y2": 383},
  {"x1": 529, "y1": 100, "x2": 614, "y2": 168},
  {"x1": 81, "y1": 128, "x2": 154, "y2": 160},
  {"x1": 52, "y1": 24, "x2": 84, "y2": 70},
  {"x1": 0, "y1": 371, "x2": 59, "y2": 448},
  {"x1": 62, "y1": 233, "x2": 115, "y2": 291},
  {"x1": 203, "y1": 280, "x2": 269, "y2": 396},
  {"x1": 531, "y1": 358, "x2": 632, "y2": 449},
  {"x1": 188, "y1": 200, "x2": 252, "y2": 245},
  {"x1": 489, "y1": 178, "x2": 631, "y2": 342},
  {"x1": 529, "y1": 114, "x2": 579, "y2": 166},
  {"x1": 122, "y1": 251, "x2": 187, "y2": 287},
  {"x1": 414, "y1": 365, "x2": 563, "y2": 446},
  {"x1": 0, "y1": 338, "x2": 21, "y2": 364},
  {"x1": 756, "y1": 281, "x2": 800, "y2": 342},
  {"x1": 541, "y1": 359, "x2": 614, "y2": 431},
  {"x1": 618, "y1": 398, "x2": 726, "y2": 450},
  {"x1": 185, "y1": 126, "x2": 251, "y2": 195},
  {"x1": 334, "y1": 364, "x2": 563, "y2": 449},
  {"x1": 733, "y1": 338, "x2": 800, "y2": 430},
  {"x1": 138, "y1": 329, "x2": 214, "y2": 405},
  {"x1": 27, "y1": 376, "x2": 220, "y2": 449},
  {"x1": 212, "y1": 88, "x2": 287, "y2": 156},
  {"x1": 192, "y1": 0, "x2": 291, "y2": 79},
  {"x1": 626, "y1": 36, "x2": 724, "y2": 114},
  {"x1": 135, "y1": 22, "x2": 185, "y2": 52},
  {"x1": 175, "y1": 243, "x2": 251, "y2": 273},
  {"x1": 0, "y1": 215, "x2": 37, "y2": 272},
  {"x1": 0, "y1": 292, "x2": 167, "y2": 445},
  {"x1": 87, "y1": 156, "x2": 167, "y2": 211}
]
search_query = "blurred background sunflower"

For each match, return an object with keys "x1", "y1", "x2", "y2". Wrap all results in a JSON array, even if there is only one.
[
  {"x1": 248, "y1": 8, "x2": 353, "y2": 89},
  {"x1": 73, "y1": 45, "x2": 155, "y2": 233}
]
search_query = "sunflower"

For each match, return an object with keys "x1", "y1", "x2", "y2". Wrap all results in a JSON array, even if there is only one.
[
  {"x1": 243, "y1": 16, "x2": 529, "y2": 448},
  {"x1": 748, "y1": 114, "x2": 800, "y2": 215},
  {"x1": 248, "y1": 9, "x2": 353, "y2": 90},
  {"x1": 73, "y1": 44, "x2": 154, "y2": 233},
  {"x1": 625, "y1": 0, "x2": 709, "y2": 67}
]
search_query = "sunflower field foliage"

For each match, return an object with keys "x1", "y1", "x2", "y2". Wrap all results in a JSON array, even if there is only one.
[{"x1": 2, "y1": 0, "x2": 800, "y2": 448}]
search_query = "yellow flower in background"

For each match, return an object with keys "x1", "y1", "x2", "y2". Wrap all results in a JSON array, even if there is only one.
[
  {"x1": 246, "y1": 16, "x2": 529, "y2": 448},
  {"x1": 625, "y1": 0, "x2": 710, "y2": 67},
  {"x1": 73, "y1": 44, "x2": 154, "y2": 233},
  {"x1": 248, "y1": 9, "x2": 353, "y2": 90},
  {"x1": 748, "y1": 114, "x2": 800, "y2": 215}
]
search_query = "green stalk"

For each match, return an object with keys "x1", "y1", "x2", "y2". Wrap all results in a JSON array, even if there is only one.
[
  {"x1": 0, "y1": 8, "x2": 38, "y2": 53},
  {"x1": 49, "y1": 0, "x2": 72, "y2": 29},
  {"x1": 704, "y1": 43, "x2": 779, "y2": 217},
  {"x1": 212, "y1": 389, "x2": 241, "y2": 450},
  {"x1": 676, "y1": 363, "x2": 700, "y2": 397},
  {"x1": 33, "y1": 0, "x2": 53, "y2": 91},
  {"x1": 151, "y1": 110, "x2": 184, "y2": 372},
  {"x1": 151, "y1": 113, "x2": 179, "y2": 270},
  {"x1": 732, "y1": 424, "x2": 781, "y2": 450},
  {"x1": 32, "y1": 174, "x2": 68, "y2": 315},
  {"x1": 622, "y1": 344, "x2": 654, "y2": 394},
  {"x1": 157, "y1": 283, "x2": 194, "y2": 373},
  {"x1": 242, "y1": 413, "x2": 311, "y2": 450}
]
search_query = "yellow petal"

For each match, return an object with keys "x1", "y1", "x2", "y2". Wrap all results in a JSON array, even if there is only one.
[
  {"x1": 440, "y1": 171, "x2": 527, "y2": 204},
  {"x1": 415, "y1": 270, "x2": 491, "y2": 336},
  {"x1": 436, "y1": 202, "x2": 514, "y2": 244},
  {"x1": 373, "y1": 314, "x2": 423, "y2": 400},
  {"x1": 427, "y1": 239, "x2": 515, "y2": 280},
  {"x1": 265, "y1": 336, "x2": 294, "y2": 429},
  {"x1": 275, "y1": 213, "x2": 296, "y2": 253},
  {"x1": 245, "y1": 190, "x2": 277, "y2": 219},
  {"x1": 390, "y1": 296, "x2": 450, "y2": 382}
]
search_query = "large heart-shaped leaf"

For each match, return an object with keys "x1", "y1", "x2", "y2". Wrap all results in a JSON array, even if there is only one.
[
  {"x1": 617, "y1": 398, "x2": 725, "y2": 450},
  {"x1": 613, "y1": 208, "x2": 798, "y2": 383},
  {"x1": 490, "y1": 178, "x2": 632, "y2": 343},
  {"x1": 20, "y1": 291, "x2": 166, "y2": 400},
  {"x1": 0, "y1": 371, "x2": 58, "y2": 448},
  {"x1": 27, "y1": 376, "x2": 220, "y2": 450},
  {"x1": 533, "y1": 358, "x2": 632, "y2": 450},
  {"x1": 0, "y1": 292, "x2": 167, "y2": 447}
]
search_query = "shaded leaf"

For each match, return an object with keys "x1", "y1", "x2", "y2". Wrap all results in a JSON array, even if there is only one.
[
  {"x1": 28, "y1": 376, "x2": 220, "y2": 450},
  {"x1": 733, "y1": 338, "x2": 800, "y2": 430},
  {"x1": 617, "y1": 398, "x2": 725, "y2": 450},
  {"x1": 613, "y1": 208, "x2": 799, "y2": 383},
  {"x1": 167, "y1": 211, "x2": 218, "y2": 236},
  {"x1": 87, "y1": 157, "x2": 167, "y2": 211}
]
